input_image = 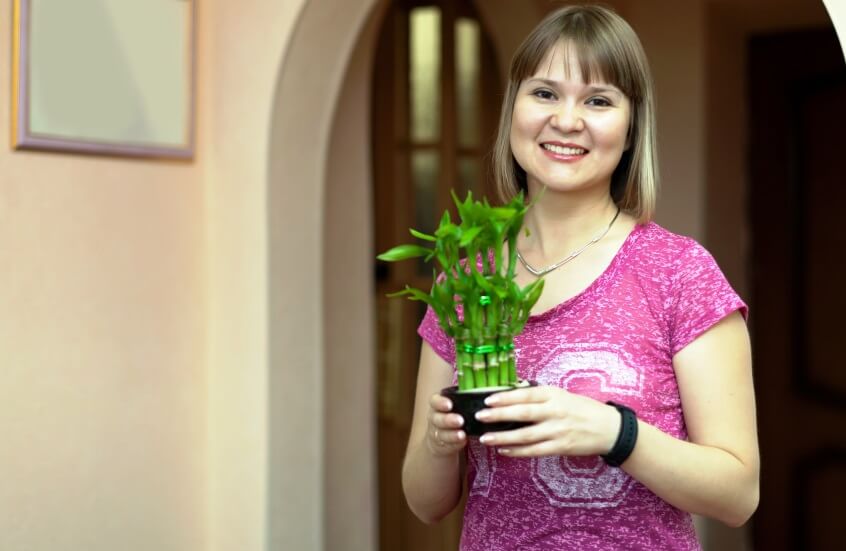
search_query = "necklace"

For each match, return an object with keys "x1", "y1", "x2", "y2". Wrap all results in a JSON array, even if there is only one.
[{"x1": 516, "y1": 206, "x2": 622, "y2": 277}]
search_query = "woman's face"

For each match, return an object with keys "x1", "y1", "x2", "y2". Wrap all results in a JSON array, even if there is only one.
[{"x1": 510, "y1": 42, "x2": 631, "y2": 196}]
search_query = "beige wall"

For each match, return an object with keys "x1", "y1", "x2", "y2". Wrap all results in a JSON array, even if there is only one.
[
  {"x1": 202, "y1": 0, "x2": 306, "y2": 549},
  {"x1": 266, "y1": 0, "x2": 379, "y2": 549},
  {"x1": 323, "y1": 2, "x2": 387, "y2": 549},
  {"x1": 0, "y1": 0, "x2": 206, "y2": 550}
]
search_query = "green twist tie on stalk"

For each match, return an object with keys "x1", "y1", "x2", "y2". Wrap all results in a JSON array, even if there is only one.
[
  {"x1": 459, "y1": 343, "x2": 514, "y2": 354},
  {"x1": 479, "y1": 295, "x2": 491, "y2": 306}
]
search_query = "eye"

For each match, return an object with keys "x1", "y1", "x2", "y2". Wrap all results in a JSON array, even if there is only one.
[
  {"x1": 586, "y1": 96, "x2": 612, "y2": 107},
  {"x1": 531, "y1": 88, "x2": 557, "y2": 101}
]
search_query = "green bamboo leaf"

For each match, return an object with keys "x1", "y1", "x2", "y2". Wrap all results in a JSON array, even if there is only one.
[
  {"x1": 451, "y1": 189, "x2": 468, "y2": 216},
  {"x1": 436, "y1": 250, "x2": 450, "y2": 270},
  {"x1": 380, "y1": 187, "x2": 539, "y2": 349},
  {"x1": 451, "y1": 188, "x2": 461, "y2": 207},
  {"x1": 386, "y1": 286, "x2": 415, "y2": 299},
  {"x1": 435, "y1": 223, "x2": 460, "y2": 239},
  {"x1": 522, "y1": 279, "x2": 545, "y2": 308},
  {"x1": 459, "y1": 225, "x2": 483, "y2": 247},
  {"x1": 491, "y1": 207, "x2": 517, "y2": 219},
  {"x1": 386, "y1": 285, "x2": 434, "y2": 305},
  {"x1": 472, "y1": 270, "x2": 493, "y2": 291},
  {"x1": 439, "y1": 209, "x2": 451, "y2": 227},
  {"x1": 409, "y1": 228, "x2": 436, "y2": 242},
  {"x1": 377, "y1": 244, "x2": 432, "y2": 262}
]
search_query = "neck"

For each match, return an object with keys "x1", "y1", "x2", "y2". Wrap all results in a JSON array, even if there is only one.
[{"x1": 522, "y1": 185, "x2": 620, "y2": 258}]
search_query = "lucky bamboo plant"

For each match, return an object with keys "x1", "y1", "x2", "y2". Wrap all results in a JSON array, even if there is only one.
[{"x1": 378, "y1": 191, "x2": 544, "y2": 392}]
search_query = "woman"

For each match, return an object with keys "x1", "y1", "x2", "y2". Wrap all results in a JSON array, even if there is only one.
[{"x1": 402, "y1": 5, "x2": 759, "y2": 550}]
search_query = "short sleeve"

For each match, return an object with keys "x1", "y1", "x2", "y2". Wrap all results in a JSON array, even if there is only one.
[
  {"x1": 417, "y1": 305, "x2": 456, "y2": 366},
  {"x1": 670, "y1": 241, "x2": 748, "y2": 356}
]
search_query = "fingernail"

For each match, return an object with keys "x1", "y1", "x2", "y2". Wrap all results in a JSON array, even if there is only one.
[
  {"x1": 479, "y1": 434, "x2": 492, "y2": 444},
  {"x1": 484, "y1": 396, "x2": 499, "y2": 406},
  {"x1": 456, "y1": 431, "x2": 465, "y2": 441},
  {"x1": 475, "y1": 410, "x2": 490, "y2": 421},
  {"x1": 497, "y1": 448, "x2": 510, "y2": 455}
]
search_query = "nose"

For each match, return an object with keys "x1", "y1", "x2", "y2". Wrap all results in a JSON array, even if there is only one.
[{"x1": 549, "y1": 106, "x2": 585, "y2": 133}]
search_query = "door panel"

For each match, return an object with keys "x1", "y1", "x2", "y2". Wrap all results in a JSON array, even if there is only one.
[{"x1": 372, "y1": 2, "x2": 501, "y2": 549}]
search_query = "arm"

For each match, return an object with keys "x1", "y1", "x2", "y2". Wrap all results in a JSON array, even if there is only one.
[
  {"x1": 401, "y1": 342, "x2": 467, "y2": 524},
  {"x1": 475, "y1": 311, "x2": 759, "y2": 527},
  {"x1": 621, "y1": 311, "x2": 759, "y2": 526}
]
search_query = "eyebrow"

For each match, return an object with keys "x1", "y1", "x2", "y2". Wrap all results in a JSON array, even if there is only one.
[{"x1": 525, "y1": 78, "x2": 623, "y2": 95}]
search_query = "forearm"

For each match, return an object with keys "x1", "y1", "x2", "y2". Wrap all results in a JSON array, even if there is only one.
[
  {"x1": 622, "y1": 420, "x2": 759, "y2": 527},
  {"x1": 401, "y1": 437, "x2": 463, "y2": 523}
]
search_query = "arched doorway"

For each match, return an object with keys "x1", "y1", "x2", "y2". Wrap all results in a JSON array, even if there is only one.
[{"x1": 265, "y1": 1, "x2": 381, "y2": 549}]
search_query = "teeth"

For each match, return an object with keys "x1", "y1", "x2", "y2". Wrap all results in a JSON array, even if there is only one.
[{"x1": 543, "y1": 144, "x2": 587, "y2": 155}]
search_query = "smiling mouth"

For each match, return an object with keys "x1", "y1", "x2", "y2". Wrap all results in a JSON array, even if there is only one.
[{"x1": 542, "y1": 143, "x2": 588, "y2": 155}]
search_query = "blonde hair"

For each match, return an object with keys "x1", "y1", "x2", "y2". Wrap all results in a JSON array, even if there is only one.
[{"x1": 492, "y1": 5, "x2": 658, "y2": 222}]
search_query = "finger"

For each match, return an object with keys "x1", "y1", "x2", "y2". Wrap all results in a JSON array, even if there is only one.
[
  {"x1": 437, "y1": 428, "x2": 467, "y2": 446},
  {"x1": 429, "y1": 393, "x2": 454, "y2": 412},
  {"x1": 475, "y1": 402, "x2": 546, "y2": 424},
  {"x1": 431, "y1": 411, "x2": 465, "y2": 430},
  {"x1": 484, "y1": 386, "x2": 552, "y2": 406},
  {"x1": 478, "y1": 423, "x2": 547, "y2": 447},
  {"x1": 427, "y1": 426, "x2": 467, "y2": 455},
  {"x1": 496, "y1": 440, "x2": 560, "y2": 458}
]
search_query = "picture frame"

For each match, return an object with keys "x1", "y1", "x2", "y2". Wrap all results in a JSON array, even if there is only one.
[{"x1": 11, "y1": 0, "x2": 196, "y2": 160}]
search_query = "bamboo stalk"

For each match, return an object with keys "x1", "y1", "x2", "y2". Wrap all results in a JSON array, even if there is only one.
[
  {"x1": 483, "y1": 326, "x2": 499, "y2": 387},
  {"x1": 457, "y1": 327, "x2": 472, "y2": 391},
  {"x1": 497, "y1": 323, "x2": 510, "y2": 384}
]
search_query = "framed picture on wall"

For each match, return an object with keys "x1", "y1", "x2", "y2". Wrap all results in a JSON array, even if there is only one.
[{"x1": 11, "y1": 0, "x2": 196, "y2": 160}]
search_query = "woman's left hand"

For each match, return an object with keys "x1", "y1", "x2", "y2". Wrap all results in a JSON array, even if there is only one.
[{"x1": 475, "y1": 385, "x2": 622, "y2": 457}]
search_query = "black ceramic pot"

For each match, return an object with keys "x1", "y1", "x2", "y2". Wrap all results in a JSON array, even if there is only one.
[{"x1": 441, "y1": 381, "x2": 537, "y2": 437}]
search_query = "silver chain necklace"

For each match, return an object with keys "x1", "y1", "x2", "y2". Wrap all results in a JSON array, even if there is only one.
[{"x1": 516, "y1": 206, "x2": 622, "y2": 277}]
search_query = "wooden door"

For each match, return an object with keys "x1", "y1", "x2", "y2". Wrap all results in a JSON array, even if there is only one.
[
  {"x1": 371, "y1": 2, "x2": 501, "y2": 550},
  {"x1": 748, "y1": 27, "x2": 846, "y2": 550}
]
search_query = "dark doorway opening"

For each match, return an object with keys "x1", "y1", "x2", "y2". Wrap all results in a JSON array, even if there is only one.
[{"x1": 748, "y1": 27, "x2": 846, "y2": 551}]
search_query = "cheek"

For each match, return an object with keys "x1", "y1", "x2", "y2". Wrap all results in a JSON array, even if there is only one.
[
  {"x1": 509, "y1": 120, "x2": 535, "y2": 170},
  {"x1": 596, "y1": 118, "x2": 630, "y2": 150},
  {"x1": 509, "y1": 117, "x2": 527, "y2": 153},
  {"x1": 511, "y1": 107, "x2": 544, "y2": 148}
]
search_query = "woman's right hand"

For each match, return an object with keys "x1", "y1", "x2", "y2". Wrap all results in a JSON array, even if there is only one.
[
  {"x1": 403, "y1": 343, "x2": 465, "y2": 523},
  {"x1": 426, "y1": 394, "x2": 467, "y2": 456}
]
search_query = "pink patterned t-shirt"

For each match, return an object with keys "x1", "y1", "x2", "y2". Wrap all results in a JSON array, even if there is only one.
[{"x1": 417, "y1": 222, "x2": 748, "y2": 551}]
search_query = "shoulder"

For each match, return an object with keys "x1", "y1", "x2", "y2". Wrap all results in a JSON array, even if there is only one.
[
  {"x1": 625, "y1": 222, "x2": 735, "y2": 307},
  {"x1": 634, "y1": 222, "x2": 700, "y2": 254},
  {"x1": 627, "y1": 222, "x2": 707, "y2": 276}
]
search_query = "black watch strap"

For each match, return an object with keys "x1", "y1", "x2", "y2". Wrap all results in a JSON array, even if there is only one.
[{"x1": 602, "y1": 401, "x2": 638, "y2": 467}]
